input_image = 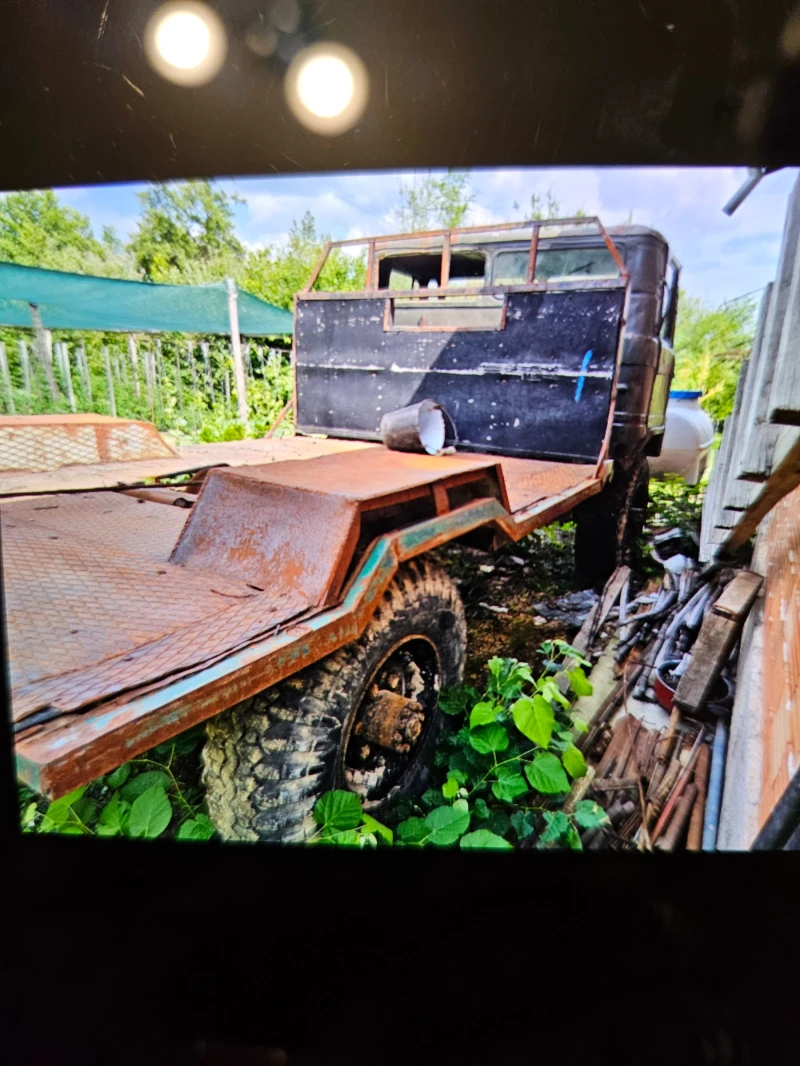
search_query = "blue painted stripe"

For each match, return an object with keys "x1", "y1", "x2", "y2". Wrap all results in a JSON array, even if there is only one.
[{"x1": 574, "y1": 349, "x2": 593, "y2": 402}]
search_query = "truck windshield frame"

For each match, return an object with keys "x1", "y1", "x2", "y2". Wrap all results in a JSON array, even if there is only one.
[{"x1": 300, "y1": 217, "x2": 629, "y2": 334}]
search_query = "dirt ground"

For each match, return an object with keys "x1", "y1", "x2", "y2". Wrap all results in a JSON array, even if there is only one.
[{"x1": 431, "y1": 521, "x2": 584, "y2": 687}]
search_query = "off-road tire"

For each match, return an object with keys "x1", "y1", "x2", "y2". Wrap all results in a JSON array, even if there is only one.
[
  {"x1": 202, "y1": 558, "x2": 467, "y2": 843},
  {"x1": 574, "y1": 456, "x2": 650, "y2": 588}
]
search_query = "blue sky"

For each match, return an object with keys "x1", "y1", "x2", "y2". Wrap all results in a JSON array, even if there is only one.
[{"x1": 56, "y1": 166, "x2": 799, "y2": 308}]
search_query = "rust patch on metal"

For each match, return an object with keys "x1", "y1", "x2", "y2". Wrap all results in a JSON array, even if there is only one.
[
  {"x1": 354, "y1": 688, "x2": 425, "y2": 753},
  {"x1": 10, "y1": 443, "x2": 608, "y2": 798},
  {"x1": 0, "y1": 414, "x2": 176, "y2": 474}
]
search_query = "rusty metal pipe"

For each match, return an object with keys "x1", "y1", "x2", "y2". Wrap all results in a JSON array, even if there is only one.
[{"x1": 655, "y1": 783, "x2": 698, "y2": 852}]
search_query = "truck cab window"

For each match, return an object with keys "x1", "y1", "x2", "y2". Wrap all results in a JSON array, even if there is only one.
[{"x1": 492, "y1": 245, "x2": 620, "y2": 285}]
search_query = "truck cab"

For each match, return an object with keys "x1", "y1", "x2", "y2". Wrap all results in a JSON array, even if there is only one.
[{"x1": 295, "y1": 218, "x2": 679, "y2": 467}]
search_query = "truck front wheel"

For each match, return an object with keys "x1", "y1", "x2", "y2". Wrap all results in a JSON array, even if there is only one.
[
  {"x1": 202, "y1": 558, "x2": 467, "y2": 843},
  {"x1": 573, "y1": 456, "x2": 650, "y2": 588}
]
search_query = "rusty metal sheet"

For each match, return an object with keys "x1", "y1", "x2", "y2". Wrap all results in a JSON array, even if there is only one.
[
  {"x1": 498, "y1": 457, "x2": 598, "y2": 513},
  {"x1": 170, "y1": 447, "x2": 509, "y2": 605},
  {"x1": 2, "y1": 491, "x2": 291, "y2": 713},
  {"x1": 0, "y1": 434, "x2": 375, "y2": 496},
  {"x1": 0, "y1": 414, "x2": 176, "y2": 473},
  {"x1": 170, "y1": 467, "x2": 362, "y2": 609},
  {"x1": 216, "y1": 447, "x2": 509, "y2": 505}
]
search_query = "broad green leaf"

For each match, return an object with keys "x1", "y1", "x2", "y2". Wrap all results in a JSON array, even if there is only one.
[
  {"x1": 442, "y1": 777, "x2": 460, "y2": 799},
  {"x1": 99, "y1": 794, "x2": 130, "y2": 833},
  {"x1": 447, "y1": 768, "x2": 468, "y2": 786},
  {"x1": 510, "y1": 809, "x2": 537, "y2": 840},
  {"x1": 439, "y1": 686, "x2": 480, "y2": 716},
  {"x1": 321, "y1": 828, "x2": 361, "y2": 847},
  {"x1": 359, "y1": 833, "x2": 378, "y2": 849},
  {"x1": 469, "y1": 723, "x2": 509, "y2": 754},
  {"x1": 565, "y1": 822, "x2": 583, "y2": 850},
  {"x1": 126, "y1": 785, "x2": 172, "y2": 839},
  {"x1": 460, "y1": 829, "x2": 513, "y2": 850},
  {"x1": 72, "y1": 797, "x2": 98, "y2": 825},
  {"x1": 361, "y1": 813, "x2": 393, "y2": 844},
  {"x1": 421, "y1": 788, "x2": 447, "y2": 809},
  {"x1": 448, "y1": 753, "x2": 470, "y2": 777},
  {"x1": 121, "y1": 771, "x2": 171, "y2": 801},
  {"x1": 96, "y1": 824, "x2": 122, "y2": 838},
  {"x1": 106, "y1": 763, "x2": 131, "y2": 789},
  {"x1": 397, "y1": 817, "x2": 429, "y2": 843},
  {"x1": 22, "y1": 802, "x2": 38, "y2": 828},
  {"x1": 525, "y1": 752, "x2": 570, "y2": 794},
  {"x1": 473, "y1": 798, "x2": 491, "y2": 821},
  {"x1": 488, "y1": 657, "x2": 533, "y2": 699},
  {"x1": 540, "y1": 680, "x2": 571, "y2": 710},
  {"x1": 40, "y1": 786, "x2": 87, "y2": 830},
  {"x1": 540, "y1": 810, "x2": 570, "y2": 844},
  {"x1": 492, "y1": 773, "x2": 529, "y2": 803},
  {"x1": 424, "y1": 805, "x2": 471, "y2": 846},
  {"x1": 572, "y1": 718, "x2": 589, "y2": 734},
  {"x1": 59, "y1": 824, "x2": 84, "y2": 835},
  {"x1": 312, "y1": 790, "x2": 362, "y2": 831},
  {"x1": 562, "y1": 744, "x2": 588, "y2": 780},
  {"x1": 470, "y1": 702, "x2": 500, "y2": 729},
  {"x1": 489, "y1": 810, "x2": 511, "y2": 837},
  {"x1": 568, "y1": 667, "x2": 593, "y2": 698},
  {"x1": 511, "y1": 695, "x2": 554, "y2": 749},
  {"x1": 177, "y1": 815, "x2": 216, "y2": 841},
  {"x1": 452, "y1": 798, "x2": 469, "y2": 813},
  {"x1": 573, "y1": 800, "x2": 609, "y2": 829}
]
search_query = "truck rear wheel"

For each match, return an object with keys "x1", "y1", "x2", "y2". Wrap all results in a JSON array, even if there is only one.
[
  {"x1": 573, "y1": 456, "x2": 650, "y2": 588},
  {"x1": 202, "y1": 558, "x2": 467, "y2": 843}
]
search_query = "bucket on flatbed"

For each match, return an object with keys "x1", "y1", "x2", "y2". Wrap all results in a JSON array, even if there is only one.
[{"x1": 380, "y1": 400, "x2": 447, "y2": 455}]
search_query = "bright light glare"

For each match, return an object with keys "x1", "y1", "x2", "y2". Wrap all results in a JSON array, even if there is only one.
[
  {"x1": 145, "y1": 2, "x2": 226, "y2": 86},
  {"x1": 296, "y1": 55, "x2": 354, "y2": 118},
  {"x1": 284, "y1": 43, "x2": 368, "y2": 135},
  {"x1": 155, "y1": 11, "x2": 210, "y2": 70}
]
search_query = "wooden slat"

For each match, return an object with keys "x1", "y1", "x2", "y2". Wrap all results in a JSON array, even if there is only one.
[
  {"x1": 722, "y1": 428, "x2": 800, "y2": 554},
  {"x1": 768, "y1": 216, "x2": 800, "y2": 425},
  {"x1": 673, "y1": 612, "x2": 740, "y2": 715},
  {"x1": 712, "y1": 570, "x2": 763, "y2": 622},
  {"x1": 735, "y1": 284, "x2": 778, "y2": 481},
  {"x1": 737, "y1": 176, "x2": 800, "y2": 476}
]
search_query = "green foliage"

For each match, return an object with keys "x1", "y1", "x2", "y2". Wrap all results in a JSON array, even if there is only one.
[
  {"x1": 393, "y1": 170, "x2": 475, "y2": 231},
  {"x1": 0, "y1": 189, "x2": 134, "y2": 276},
  {"x1": 672, "y1": 293, "x2": 755, "y2": 423},
  {"x1": 243, "y1": 211, "x2": 365, "y2": 310},
  {"x1": 314, "y1": 645, "x2": 609, "y2": 851},
  {"x1": 130, "y1": 180, "x2": 243, "y2": 282},
  {"x1": 20, "y1": 725, "x2": 214, "y2": 842}
]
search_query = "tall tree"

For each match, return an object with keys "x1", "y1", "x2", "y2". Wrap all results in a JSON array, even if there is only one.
[
  {"x1": 129, "y1": 181, "x2": 244, "y2": 281},
  {"x1": 393, "y1": 170, "x2": 475, "y2": 231},
  {"x1": 672, "y1": 294, "x2": 756, "y2": 423},
  {"x1": 243, "y1": 211, "x2": 364, "y2": 310},
  {"x1": 0, "y1": 190, "x2": 132, "y2": 275}
]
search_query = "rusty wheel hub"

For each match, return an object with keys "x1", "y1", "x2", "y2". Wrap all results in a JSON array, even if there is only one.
[
  {"x1": 353, "y1": 687, "x2": 426, "y2": 754},
  {"x1": 342, "y1": 637, "x2": 440, "y2": 804}
]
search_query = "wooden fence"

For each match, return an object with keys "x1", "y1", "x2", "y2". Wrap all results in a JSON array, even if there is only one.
[
  {"x1": 700, "y1": 174, "x2": 800, "y2": 562},
  {"x1": 0, "y1": 329, "x2": 288, "y2": 426}
]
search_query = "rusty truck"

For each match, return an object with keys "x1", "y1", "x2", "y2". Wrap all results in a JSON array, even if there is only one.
[{"x1": 3, "y1": 217, "x2": 679, "y2": 842}]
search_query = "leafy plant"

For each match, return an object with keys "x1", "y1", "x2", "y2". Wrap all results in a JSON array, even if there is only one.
[
  {"x1": 312, "y1": 645, "x2": 609, "y2": 851},
  {"x1": 20, "y1": 725, "x2": 214, "y2": 842}
]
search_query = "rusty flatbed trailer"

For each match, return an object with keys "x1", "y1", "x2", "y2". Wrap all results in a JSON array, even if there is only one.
[
  {"x1": 5, "y1": 217, "x2": 677, "y2": 838},
  {"x1": 4, "y1": 422, "x2": 608, "y2": 799}
]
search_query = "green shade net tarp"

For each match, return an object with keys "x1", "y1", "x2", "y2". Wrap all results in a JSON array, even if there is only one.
[{"x1": 0, "y1": 261, "x2": 293, "y2": 336}]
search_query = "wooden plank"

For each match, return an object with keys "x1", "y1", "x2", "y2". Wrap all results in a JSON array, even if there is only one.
[
  {"x1": 738, "y1": 177, "x2": 800, "y2": 472},
  {"x1": 673, "y1": 612, "x2": 740, "y2": 715},
  {"x1": 722, "y1": 429, "x2": 800, "y2": 554},
  {"x1": 734, "y1": 284, "x2": 776, "y2": 480},
  {"x1": 767, "y1": 225, "x2": 800, "y2": 424},
  {"x1": 711, "y1": 570, "x2": 763, "y2": 622}
]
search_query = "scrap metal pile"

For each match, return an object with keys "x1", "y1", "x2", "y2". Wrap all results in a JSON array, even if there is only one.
[{"x1": 569, "y1": 540, "x2": 762, "y2": 852}]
